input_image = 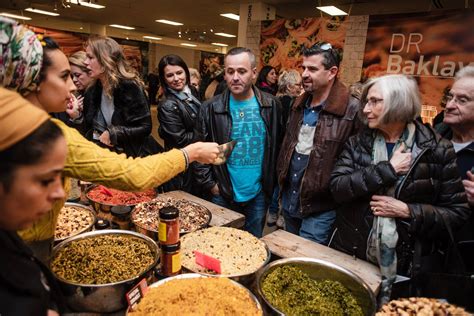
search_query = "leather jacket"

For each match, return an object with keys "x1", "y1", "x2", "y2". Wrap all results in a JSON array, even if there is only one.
[
  {"x1": 158, "y1": 87, "x2": 201, "y2": 150},
  {"x1": 84, "y1": 79, "x2": 153, "y2": 157},
  {"x1": 329, "y1": 121, "x2": 470, "y2": 274},
  {"x1": 277, "y1": 79, "x2": 361, "y2": 217},
  {"x1": 195, "y1": 87, "x2": 282, "y2": 201}
]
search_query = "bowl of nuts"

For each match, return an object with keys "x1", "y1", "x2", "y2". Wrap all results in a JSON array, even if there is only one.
[
  {"x1": 131, "y1": 196, "x2": 212, "y2": 241},
  {"x1": 54, "y1": 203, "x2": 96, "y2": 243}
]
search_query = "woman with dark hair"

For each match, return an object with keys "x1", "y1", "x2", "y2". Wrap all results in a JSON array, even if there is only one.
[
  {"x1": 0, "y1": 18, "x2": 219, "y2": 255},
  {"x1": 0, "y1": 88, "x2": 66, "y2": 315},
  {"x1": 256, "y1": 65, "x2": 278, "y2": 95},
  {"x1": 83, "y1": 35, "x2": 155, "y2": 157},
  {"x1": 158, "y1": 54, "x2": 202, "y2": 194}
]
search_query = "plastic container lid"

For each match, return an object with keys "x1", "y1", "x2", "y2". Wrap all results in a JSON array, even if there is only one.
[
  {"x1": 111, "y1": 205, "x2": 132, "y2": 218},
  {"x1": 159, "y1": 206, "x2": 179, "y2": 220},
  {"x1": 94, "y1": 218, "x2": 110, "y2": 230}
]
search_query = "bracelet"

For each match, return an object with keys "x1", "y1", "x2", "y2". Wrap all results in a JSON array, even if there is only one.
[{"x1": 180, "y1": 148, "x2": 190, "y2": 170}]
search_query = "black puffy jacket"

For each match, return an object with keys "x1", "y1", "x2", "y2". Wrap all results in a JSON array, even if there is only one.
[
  {"x1": 84, "y1": 79, "x2": 153, "y2": 157},
  {"x1": 329, "y1": 121, "x2": 470, "y2": 274},
  {"x1": 195, "y1": 87, "x2": 282, "y2": 201}
]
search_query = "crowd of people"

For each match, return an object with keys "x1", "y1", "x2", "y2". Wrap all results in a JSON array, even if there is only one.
[{"x1": 0, "y1": 15, "x2": 473, "y2": 313}]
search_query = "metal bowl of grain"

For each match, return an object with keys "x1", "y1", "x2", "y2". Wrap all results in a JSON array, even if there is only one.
[
  {"x1": 50, "y1": 230, "x2": 159, "y2": 313},
  {"x1": 131, "y1": 196, "x2": 212, "y2": 240},
  {"x1": 256, "y1": 257, "x2": 376, "y2": 316},
  {"x1": 54, "y1": 203, "x2": 96, "y2": 243},
  {"x1": 127, "y1": 274, "x2": 262, "y2": 315},
  {"x1": 180, "y1": 226, "x2": 271, "y2": 285}
]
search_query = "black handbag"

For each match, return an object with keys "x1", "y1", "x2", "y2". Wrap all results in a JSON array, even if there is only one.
[{"x1": 410, "y1": 212, "x2": 474, "y2": 311}]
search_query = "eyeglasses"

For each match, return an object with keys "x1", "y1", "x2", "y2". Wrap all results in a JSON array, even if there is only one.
[
  {"x1": 446, "y1": 93, "x2": 472, "y2": 106},
  {"x1": 364, "y1": 97, "x2": 384, "y2": 107},
  {"x1": 317, "y1": 43, "x2": 332, "y2": 50}
]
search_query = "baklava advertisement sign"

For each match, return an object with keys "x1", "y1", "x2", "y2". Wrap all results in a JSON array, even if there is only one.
[
  {"x1": 260, "y1": 17, "x2": 350, "y2": 72},
  {"x1": 363, "y1": 10, "x2": 474, "y2": 115}
]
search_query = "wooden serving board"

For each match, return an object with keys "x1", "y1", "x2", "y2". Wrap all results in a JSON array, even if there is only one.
[
  {"x1": 261, "y1": 229, "x2": 382, "y2": 294},
  {"x1": 159, "y1": 190, "x2": 245, "y2": 229}
]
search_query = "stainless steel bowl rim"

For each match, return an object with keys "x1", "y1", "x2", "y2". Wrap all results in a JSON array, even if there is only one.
[
  {"x1": 131, "y1": 199, "x2": 212, "y2": 234},
  {"x1": 256, "y1": 257, "x2": 376, "y2": 315},
  {"x1": 183, "y1": 241, "x2": 271, "y2": 279},
  {"x1": 54, "y1": 202, "x2": 96, "y2": 242},
  {"x1": 51, "y1": 229, "x2": 159, "y2": 287},
  {"x1": 126, "y1": 273, "x2": 262, "y2": 315},
  {"x1": 85, "y1": 185, "x2": 155, "y2": 207}
]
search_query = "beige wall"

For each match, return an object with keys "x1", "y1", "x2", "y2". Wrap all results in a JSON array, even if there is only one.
[{"x1": 148, "y1": 43, "x2": 200, "y2": 73}]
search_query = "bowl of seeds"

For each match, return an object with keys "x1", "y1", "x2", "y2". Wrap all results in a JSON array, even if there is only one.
[
  {"x1": 256, "y1": 257, "x2": 376, "y2": 316},
  {"x1": 50, "y1": 230, "x2": 159, "y2": 313}
]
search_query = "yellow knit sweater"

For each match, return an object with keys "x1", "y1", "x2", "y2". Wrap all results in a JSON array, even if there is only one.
[{"x1": 19, "y1": 119, "x2": 186, "y2": 241}]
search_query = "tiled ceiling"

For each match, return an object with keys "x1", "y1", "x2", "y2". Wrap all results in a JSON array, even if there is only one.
[{"x1": 0, "y1": 0, "x2": 472, "y2": 47}]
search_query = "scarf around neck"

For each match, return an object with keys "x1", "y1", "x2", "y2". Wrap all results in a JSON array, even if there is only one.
[{"x1": 366, "y1": 122, "x2": 416, "y2": 305}]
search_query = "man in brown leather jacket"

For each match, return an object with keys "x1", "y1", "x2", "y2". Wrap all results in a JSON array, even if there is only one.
[{"x1": 277, "y1": 42, "x2": 361, "y2": 244}]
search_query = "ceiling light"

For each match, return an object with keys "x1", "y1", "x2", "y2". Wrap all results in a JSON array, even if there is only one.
[
  {"x1": 156, "y1": 19, "x2": 183, "y2": 26},
  {"x1": 109, "y1": 24, "x2": 135, "y2": 30},
  {"x1": 180, "y1": 43, "x2": 197, "y2": 47},
  {"x1": 220, "y1": 13, "x2": 240, "y2": 21},
  {"x1": 25, "y1": 8, "x2": 59, "y2": 16},
  {"x1": 67, "y1": 0, "x2": 105, "y2": 9},
  {"x1": 212, "y1": 42, "x2": 228, "y2": 47},
  {"x1": 316, "y1": 6, "x2": 348, "y2": 16},
  {"x1": 0, "y1": 12, "x2": 31, "y2": 20},
  {"x1": 215, "y1": 32, "x2": 236, "y2": 38},
  {"x1": 143, "y1": 36, "x2": 162, "y2": 40}
]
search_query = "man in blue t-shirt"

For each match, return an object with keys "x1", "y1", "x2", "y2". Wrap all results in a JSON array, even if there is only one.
[{"x1": 197, "y1": 47, "x2": 281, "y2": 237}]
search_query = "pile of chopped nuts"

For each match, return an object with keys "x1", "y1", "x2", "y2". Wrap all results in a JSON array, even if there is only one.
[
  {"x1": 132, "y1": 197, "x2": 211, "y2": 233},
  {"x1": 54, "y1": 205, "x2": 95, "y2": 240},
  {"x1": 376, "y1": 297, "x2": 470, "y2": 316}
]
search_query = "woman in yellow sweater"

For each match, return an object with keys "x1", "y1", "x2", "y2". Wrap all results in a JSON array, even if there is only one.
[{"x1": 0, "y1": 18, "x2": 219, "y2": 255}]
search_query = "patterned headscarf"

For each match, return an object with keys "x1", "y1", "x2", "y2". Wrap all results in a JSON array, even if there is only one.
[{"x1": 0, "y1": 17, "x2": 43, "y2": 96}]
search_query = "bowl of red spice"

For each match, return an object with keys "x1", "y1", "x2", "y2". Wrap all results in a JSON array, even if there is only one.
[{"x1": 86, "y1": 185, "x2": 157, "y2": 215}]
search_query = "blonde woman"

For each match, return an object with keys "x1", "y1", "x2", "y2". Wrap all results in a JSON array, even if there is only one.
[{"x1": 83, "y1": 36, "x2": 153, "y2": 157}]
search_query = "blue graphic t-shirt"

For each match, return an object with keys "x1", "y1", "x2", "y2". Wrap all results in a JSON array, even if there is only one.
[{"x1": 227, "y1": 94, "x2": 266, "y2": 202}]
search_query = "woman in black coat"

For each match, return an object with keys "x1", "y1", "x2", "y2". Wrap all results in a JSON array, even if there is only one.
[
  {"x1": 329, "y1": 74, "x2": 470, "y2": 304},
  {"x1": 83, "y1": 36, "x2": 156, "y2": 157},
  {"x1": 256, "y1": 65, "x2": 278, "y2": 95},
  {"x1": 157, "y1": 55, "x2": 201, "y2": 194}
]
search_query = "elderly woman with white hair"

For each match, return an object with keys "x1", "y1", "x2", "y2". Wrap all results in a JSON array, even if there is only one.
[{"x1": 329, "y1": 74, "x2": 470, "y2": 304}]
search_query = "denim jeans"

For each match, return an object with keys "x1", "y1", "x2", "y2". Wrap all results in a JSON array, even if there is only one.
[
  {"x1": 212, "y1": 191, "x2": 267, "y2": 238},
  {"x1": 283, "y1": 210, "x2": 336, "y2": 245},
  {"x1": 268, "y1": 186, "x2": 280, "y2": 215}
]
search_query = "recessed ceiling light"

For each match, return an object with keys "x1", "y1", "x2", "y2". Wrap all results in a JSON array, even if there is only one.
[
  {"x1": 25, "y1": 8, "x2": 59, "y2": 16},
  {"x1": 180, "y1": 43, "x2": 197, "y2": 47},
  {"x1": 211, "y1": 42, "x2": 228, "y2": 47},
  {"x1": 316, "y1": 6, "x2": 348, "y2": 16},
  {"x1": 143, "y1": 36, "x2": 162, "y2": 40},
  {"x1": 109, "y1": 24, "x2": 135, "y2": 30},
  {"x1": 215, "y1": 32, "x2": 236, "y2": 38},
  {"x1": 66, "y1": 0, "x2": 105, "y2": 9},
  {"x1": 0, "y1": 12, "x2": 31, "y2": 20},
  {"x1": 156, "y1": 19, "x2": 183, "y2": 26},
  {"x1": 220, "y1": 13, "x2": 239, "y2": 21}
]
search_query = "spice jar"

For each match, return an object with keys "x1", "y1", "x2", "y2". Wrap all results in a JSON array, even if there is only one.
[
  {"x1": 160, "y1": 242, "x2": 181, "y2": 276},
  {"x1": 111, "y1": 206, "x2": 132, "y2": 230},
  {"x1": 158, "y1": 206, "x2": 179, "y2": 245}
]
